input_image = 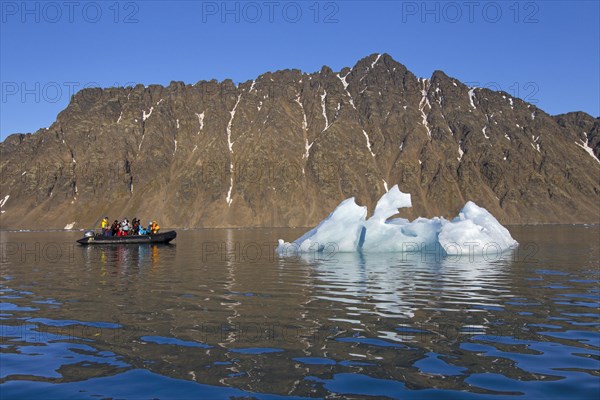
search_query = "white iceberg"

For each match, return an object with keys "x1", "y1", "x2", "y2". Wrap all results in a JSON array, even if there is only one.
[{"x1": 278, "y1": 185, "x2": 517, "y2": 258}]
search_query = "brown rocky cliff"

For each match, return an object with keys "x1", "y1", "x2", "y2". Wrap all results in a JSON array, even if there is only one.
[{"x1": 1, "y1": 53, "x2": 599, "y2": 229}]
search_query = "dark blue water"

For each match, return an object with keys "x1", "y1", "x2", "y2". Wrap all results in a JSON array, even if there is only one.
[{"x1": 0, "y1": 226, "x2": 598, "y2": 399}]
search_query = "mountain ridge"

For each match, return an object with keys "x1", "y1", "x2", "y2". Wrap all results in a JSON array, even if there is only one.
[{"x1": 1, "y1": 53, "x2": 599, "y2": 229}]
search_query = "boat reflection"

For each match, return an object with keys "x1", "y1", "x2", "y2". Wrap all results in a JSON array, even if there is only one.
[{"x1": 81, "y1": 243, "x2": 171, "y2": 274}]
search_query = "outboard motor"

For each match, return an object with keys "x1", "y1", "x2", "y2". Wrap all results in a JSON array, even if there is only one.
[{"x1": 84, "y1": 230, "x2": 95, "y2": 238}]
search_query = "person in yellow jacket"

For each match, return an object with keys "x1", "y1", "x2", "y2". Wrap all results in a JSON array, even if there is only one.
[
  {"x1": 100, "y1": 217, "x2": 109, "y2": 236},
  {"x1": 150, "y1": 221, "x2": 160, "y2": 234}
]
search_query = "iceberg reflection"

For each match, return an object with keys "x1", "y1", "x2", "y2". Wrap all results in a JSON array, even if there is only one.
[{"x1": 289, "y1": 248, "x2": 514, "y2": 322}]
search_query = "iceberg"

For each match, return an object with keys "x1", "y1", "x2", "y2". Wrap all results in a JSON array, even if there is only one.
[{"x1": 278, "y1": 185, "x2": 517, "y2": 258}]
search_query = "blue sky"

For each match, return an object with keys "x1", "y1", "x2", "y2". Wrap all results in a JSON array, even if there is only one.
[{"x1": 1, "y1": 0, "x2": 598, "y2": 140}]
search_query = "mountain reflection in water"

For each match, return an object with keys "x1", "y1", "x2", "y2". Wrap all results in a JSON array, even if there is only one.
[{"x1": 0, "y1": 226, "x2": 598, "y2": 399}]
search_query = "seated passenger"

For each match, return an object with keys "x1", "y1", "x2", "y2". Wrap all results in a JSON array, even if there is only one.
[
  {"x1": 111, "y1": 220, "x2": 119, "y2": 236},
  {"x1": 151, "y1": 221, "x2": 160, "y2": 234},
  {"x1": 132, "y1": 218, "x2": 140, "y2": 235}
]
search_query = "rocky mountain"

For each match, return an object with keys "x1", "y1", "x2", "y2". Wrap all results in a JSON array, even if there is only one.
[{"x1": 1, "y1": 53, "x2": 599, "y2": 229}]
